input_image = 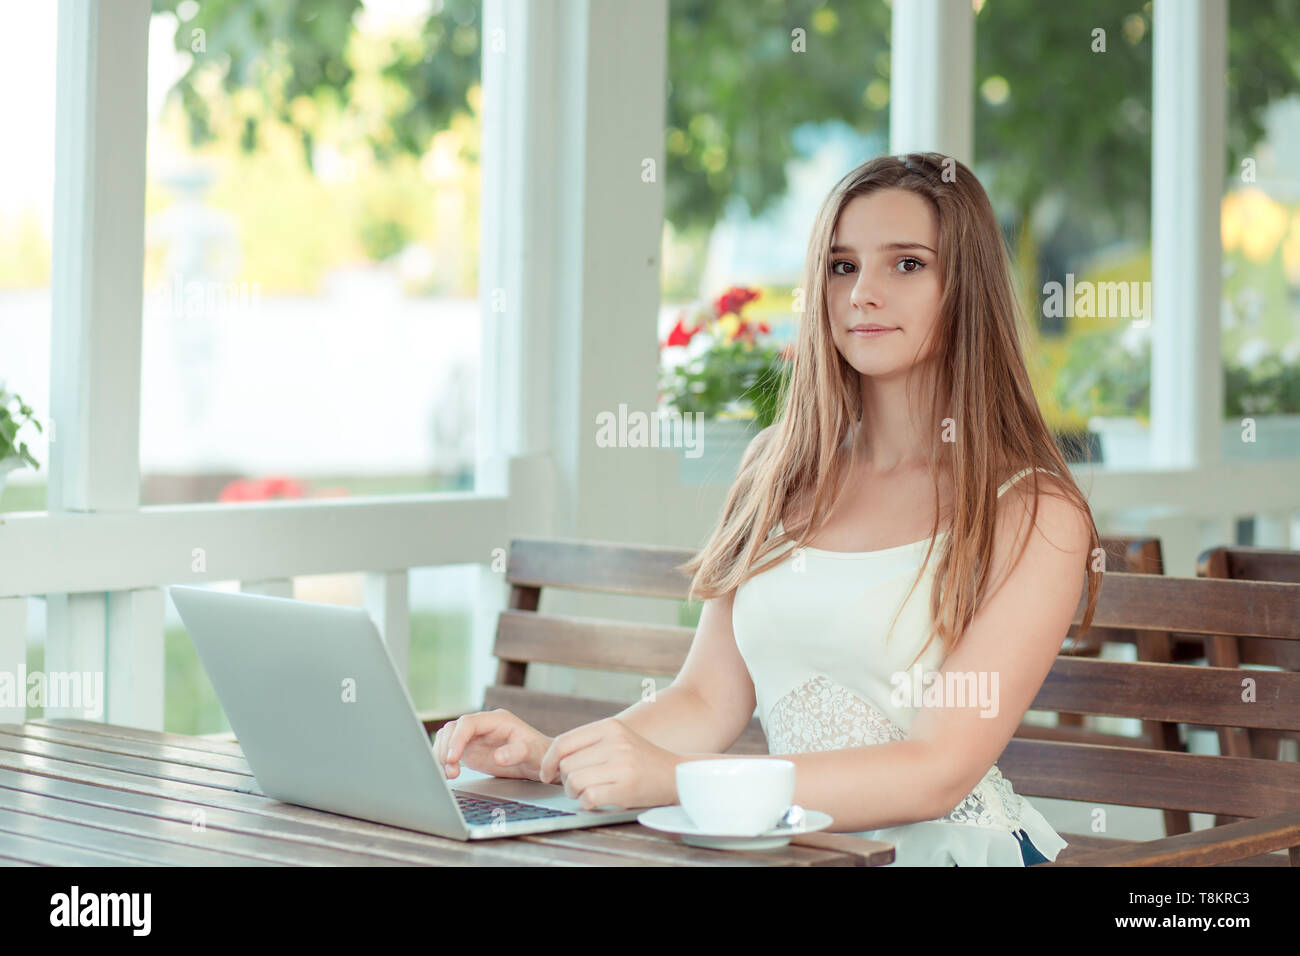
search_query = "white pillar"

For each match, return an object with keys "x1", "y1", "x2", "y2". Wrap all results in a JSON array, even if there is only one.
[
  {"x1": 47, "y1": 0, "x2": 156, "y2": 727},
  {"x1": 1253, "y1": 512, "x2": 1292, "y2": 548},
  {"x1": 0, "y1": 599, "x2": 26, "y2": 725},
  {"x1": 889, "y1": 0, "x2": 975, "y2": 163},
  {"x1": 477, "y1": 0, "x2": 669, "y2": 699},
  {"x1": 1150, "y1": 0, "x2": 1226, "y2": 468},
  {"x1": 50, "y1": 0, "x2": 149, "y2": 513},
  {"x1": 105, "y1": 588, "x2": 165, "y2": 727},
  {"x1": 363, "y1": 570, "x2": 410, "y2": 687}
]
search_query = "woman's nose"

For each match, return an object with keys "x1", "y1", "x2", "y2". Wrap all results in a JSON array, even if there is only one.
[{"x1": 851, "y1": 278, "x2": 881, "y2": 310}]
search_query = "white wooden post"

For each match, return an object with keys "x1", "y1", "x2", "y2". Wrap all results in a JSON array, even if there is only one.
[
  {"x1": 0, "y1": 598, "x2": 26, "y2": 725},
  {"x1": 47, "y1": 0, "x2": 155, "y2": 727},
  {"x1": 1203, "y1": 514, "x2": 1239, "y2": 554},
  {"x1": 106, "y1": 588, "x2": 166, "y2": 727},
  {"x1": 1150, "y1": 0, "x2": 1226, "y2": 469},
  {"x1": 477, "y1": 0, "x2": 668, "y2": 701},
  {"x1": 889, "y1": 0, "x2": 974, "y2": 162},
  {"x1": 1253, "y1": 512, "x2": 1292, "y2": 548},
  {"x1": 363, "y1": 571, "x2": 410, "y2": 687},
  {"x1": 43, "y1": 594, "x2": 107, "y2": 721}
]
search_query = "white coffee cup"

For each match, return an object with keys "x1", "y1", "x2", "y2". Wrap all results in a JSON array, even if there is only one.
[{"x1": 676, "y1": 758, "x2": 796, "y2": 835}]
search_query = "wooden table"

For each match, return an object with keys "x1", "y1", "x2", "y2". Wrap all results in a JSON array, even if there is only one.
[{"x1": 0, "y1": 719, "x2": 894, "y2": 866}]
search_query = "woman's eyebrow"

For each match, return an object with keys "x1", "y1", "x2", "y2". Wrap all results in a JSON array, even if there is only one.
[{"x1": 830, "y1": 241, "x2": 937, "y2": 255}]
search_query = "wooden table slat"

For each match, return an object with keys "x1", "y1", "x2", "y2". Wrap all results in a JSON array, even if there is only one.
[
  {"x1": 0, "y1": 805, "x2": 287, "y2": 867},
  {"x1": 512, "y1": 822, "x2": 866, "y2": 866},
  {"x1": 0, "y1": 746, "x2": 667, "y2": 866},
  {"x1": 0, "y1": 782, "x2": 430, "y2": 867},
  {"x1": 0, "y1": 828, "x2": 150, "y2": 866},
  {"x1": 33, "y1": 718, "x2": 248, "y2": 758},
  {"x1": 0, "y1": 729, "x2": 261, "y2": 794},
  {"x1": 14, "y1": 723, "x2": 253, "y2": 776}
]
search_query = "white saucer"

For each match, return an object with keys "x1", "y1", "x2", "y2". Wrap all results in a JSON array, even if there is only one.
[{"x1": 637, "y1": 805, "x2": 834, "y2": 851}]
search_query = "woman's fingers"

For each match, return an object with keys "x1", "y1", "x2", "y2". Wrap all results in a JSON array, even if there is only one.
[
  {"x1": 432, "y1": 720, "x2": 456, "y2": 763},
  {"x1": 545, "y1": 741, "x2": 604, "y2": 784},
  {"x1": 494, "y1": 740, "x2": 525, "y2": 764},
  {"x1": 444, "y1": 712, "x2": 515, "y2": 769},
  {"x1": 432, "y1": 710, "x2": 546, "y2": 780}
]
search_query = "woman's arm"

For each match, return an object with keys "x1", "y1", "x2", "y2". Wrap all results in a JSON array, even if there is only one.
[
  {"x1": 605, "y1": 427, "x2": 772, "y2": 755},
  {"x1": 609, "y1": 588, "x2": 759, "y2": 755},
  {"x1": 674, "y1": 478, "x2": 1091, "y2": 832}
]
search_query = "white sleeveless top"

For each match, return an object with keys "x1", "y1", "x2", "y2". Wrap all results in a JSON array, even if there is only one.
[{"x1": 732, "y1": 465, "x2": 1068, "y2": 866}]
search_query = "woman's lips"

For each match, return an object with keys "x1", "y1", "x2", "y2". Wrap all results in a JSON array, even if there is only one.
[{"x1": 849, "y1": 327, "x2": 897, "y2": 337}]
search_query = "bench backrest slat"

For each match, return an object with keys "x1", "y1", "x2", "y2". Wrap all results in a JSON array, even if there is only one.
[
  {"x1": 493, "y1": 612, "x2": 1300, "y2": 732},
  {"x1": 1198, "y1": 546, "x2": 1300, "y2": 670},
  {"x1": 997, "y1": 739, "x2": 1300, "y2": 818}
]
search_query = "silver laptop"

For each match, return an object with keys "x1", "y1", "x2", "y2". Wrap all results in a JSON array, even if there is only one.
[{"x1": 168, "y1": 585, "x2": 644, "y2": 839}]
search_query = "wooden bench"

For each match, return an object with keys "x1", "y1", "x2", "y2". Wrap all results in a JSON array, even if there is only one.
[
  {"x1": 434, "y1": 537, "x2": 1300, "y2": 866},
  {"x1": 1196, "y1": 545, "x2": 1300, "y2": 830},
  {"x1": 1197, "y1": 545, "x2": 1300, "y2": 760}
]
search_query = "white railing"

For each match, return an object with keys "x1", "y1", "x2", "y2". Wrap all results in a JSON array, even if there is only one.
[
  {"x1": 1060, "y1": 460, "x2": 1300, "y2": 571},
  {"x1": 0, "y1": 490, "x2": 511, "y2": 727},
  {"x1": 0, "y1": 443, "x2": 567, "y2": 731}
]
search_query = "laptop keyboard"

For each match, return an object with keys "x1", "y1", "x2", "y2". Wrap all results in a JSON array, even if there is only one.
[{"x1": 454, "y1": 792, "x2": 579, "y2": 826}]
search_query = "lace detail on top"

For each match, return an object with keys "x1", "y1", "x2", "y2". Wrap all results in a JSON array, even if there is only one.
[
  {"x1": 767, "y1": 674, "x2": 908, "y2": 752},
  {"x1": 938, "y1": 765, "x2": 1026, "y2": 830},
  {"x1": 766, "y1": 674, "x2": 1026, "y2": 832}
]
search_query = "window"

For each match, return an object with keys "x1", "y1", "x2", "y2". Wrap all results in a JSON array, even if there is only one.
[
  {"x1": 0, "y1": 4, "x2": 58, "y2": 513},
  {"x1": 140, "y1": 1, "x2": 482, "y2": 506},
  {"x1": 659, "y1": 0, "x2": 891, "y2": 486},
  {"x1": 1220, "y1": 0, "x2": 1300, "y2": 465},
  {"x1": 975, "y1": 0, "x2": 1153, "y2": 466}
]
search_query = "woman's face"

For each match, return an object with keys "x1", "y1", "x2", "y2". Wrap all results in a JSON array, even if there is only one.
[{"x1": 826, "y1": 188, "x2": 943, "y2": 381}]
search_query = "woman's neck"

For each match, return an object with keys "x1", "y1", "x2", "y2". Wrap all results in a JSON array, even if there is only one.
[{"x1": 854, "y1": 358, "x2": 944, "y2": 472}]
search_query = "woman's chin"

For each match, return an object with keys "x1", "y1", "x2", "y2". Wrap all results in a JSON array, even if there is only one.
[{"x1": 845, "y1": 359, "x2": 910, "y2": 380}]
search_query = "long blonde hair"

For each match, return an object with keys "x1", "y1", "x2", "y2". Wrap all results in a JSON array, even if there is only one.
[{"x1": 678, "y1": 152, "x2": 1100, "y2": 667}]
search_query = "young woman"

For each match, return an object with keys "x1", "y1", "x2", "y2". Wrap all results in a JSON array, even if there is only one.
[{"x1": 434, "y1": 152, "x2": 1102, "y2": 866}]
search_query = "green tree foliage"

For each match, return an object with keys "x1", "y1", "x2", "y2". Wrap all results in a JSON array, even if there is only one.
[
  {"x1": 152, "y1": 0, "x2": 481, "y2": 166},
  {"x1": 152, "y1": 0, "x2": 1300, "y2": 244}
]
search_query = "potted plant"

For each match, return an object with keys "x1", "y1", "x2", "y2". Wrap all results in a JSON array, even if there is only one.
[
  {"x1": 658, "y1": 286, "x2": 793, "y2": 484},
  {"x1": 0, "y1": 385, "x2": 43, "y2": 501}
]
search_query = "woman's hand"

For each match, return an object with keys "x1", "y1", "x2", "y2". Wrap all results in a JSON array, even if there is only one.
[
  {"x1": 432, "y1": 709, "x2": 553, "y2": 782},
  {"x1": 537, "y1": 718, "x2": 682, "y2": 811}
]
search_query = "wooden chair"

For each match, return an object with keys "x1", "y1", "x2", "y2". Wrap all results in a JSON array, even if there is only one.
[
  {"x1": 433, "y1": 538, "x2": 1300, "y2": 866},
  {"x1": 1197, "y1": 546, "x2": 1300, "y2": 759},
  {"x1": 1196, "y1": 546, "x2": 1300, "y2": 828}
]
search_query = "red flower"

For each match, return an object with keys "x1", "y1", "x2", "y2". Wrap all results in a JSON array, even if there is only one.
[
  {"x1": 218, "y1": 476, "x2": 307, "y2": 502},
  {"x1": 726, "y1": 317, "x2": 772, "y2": 346},
  {"x1": 664, "y1": 313, "x2": 700, "y2": 347},
  {"x1": 713, "y1": 286, "x2": 762, "y2": 318}
]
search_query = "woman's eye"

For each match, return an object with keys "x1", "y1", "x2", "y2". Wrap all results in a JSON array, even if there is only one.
[
  {"x1": 830, "y1": 260, "x2": 855, "y2": 276},
  {"x1": 897, "y1": 257, "x2": 924, "y2": 274}
]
